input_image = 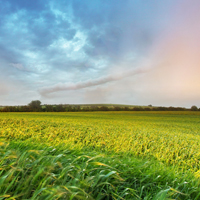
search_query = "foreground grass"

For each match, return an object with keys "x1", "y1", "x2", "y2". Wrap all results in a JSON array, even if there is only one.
[
  {"x1": 1, "y1": 112, "x2": 200, "y2": 199},
  {"x1": 0, "y1": 140, "x2": 200, "y2": 200}
]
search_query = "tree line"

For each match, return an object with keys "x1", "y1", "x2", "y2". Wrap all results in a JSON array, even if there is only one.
[{"x1": 0, "y1": 100, "x2": 199, "y2": 112}]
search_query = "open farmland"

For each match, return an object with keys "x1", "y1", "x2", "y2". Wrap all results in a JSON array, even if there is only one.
[{"x1": 0, "y1": 111, "x2": 200, "y2": 199}]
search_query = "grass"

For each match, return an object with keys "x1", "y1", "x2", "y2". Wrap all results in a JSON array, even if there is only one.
[
  {"x1": 1, "y1": 140, "x2": 200, "y2": 199},
  {"x1": 0, "y1": 111, "x2": 200, "y2": 199}
]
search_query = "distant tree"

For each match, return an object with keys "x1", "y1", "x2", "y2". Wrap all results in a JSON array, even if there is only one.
[
  {"x1": 19, "y1": 106, "x2": 31, "y2": 112},
  {"x1": 74, "y1": 105, "x2": 81, "y2": 112},
  {"x1": 113, "y1": 106, "x2": 121, "y2": 111},
  {"x1": 45, "y1": 105, "x2": 54, "y2": 112},
  {"x1": 152, "y1": 107, "x2": 159, "y2": 111},
  {"x1": 99, "y1": 106, "x2": 109, "y2": 111},
  {"x1": 144, "y1": 107, "x2": 151, "y2": 111},
  {"x1": 28, "y1": 100, "x2": 42, "y2": 111},
  {"x1": 191, "y1": 105, "x2": 198, "y2": 111},
  {"x1": 124, "y1": 107, "x2": 130, "y2": 111},
  {"x1": 82, "y1": 106, "x2": 90, "y2": 111},
  {"x1": 176, "y1": 107, "x2": 186, "y2": 111},
  {"x1": 90, "y1": 106, "x2": 98, "y2": 111},
  {"x1": 157, "y1": 106, "x2": 168, "y2": 111},
  {"x1": 66, "y1": 105, "x2": 75, "y2": 112},
  {"x1": 168, "y1": 106, "x2": 175, "y2": 111},
  {"x1": 55, "y1": 104, "x2": 65, "y2": 112},
  {"x1": 132, "y1": 107, "x2": 144, "y2": 111},
  {"x1": 1, "y1": 106, "x2": 10, "y2": 112}
]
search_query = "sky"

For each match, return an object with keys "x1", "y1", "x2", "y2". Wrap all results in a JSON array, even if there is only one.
[{"x1": 0, "y1": 0, "x2": 200, "y2": 107}]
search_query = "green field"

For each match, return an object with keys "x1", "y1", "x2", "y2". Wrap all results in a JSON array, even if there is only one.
[{"x1": 0, "y1": 111, "x2": 200, "y2": 199}]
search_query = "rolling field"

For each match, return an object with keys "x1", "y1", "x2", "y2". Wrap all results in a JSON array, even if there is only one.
[{"x1": 0, "y1": 111, "x2": 200, "y2": 199}]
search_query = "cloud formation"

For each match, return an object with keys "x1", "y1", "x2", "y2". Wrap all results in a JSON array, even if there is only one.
[
  {"x1": 39, "y1": 67, "x2": 148, "y2": 95},
  {"x1": 0, "y1": 0, "x2": 200, "y2": 107}
]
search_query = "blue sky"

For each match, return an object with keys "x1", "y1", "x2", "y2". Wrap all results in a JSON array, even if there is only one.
[{"x1": 1, "y1": 0, "x2": 200, "y2": 107}]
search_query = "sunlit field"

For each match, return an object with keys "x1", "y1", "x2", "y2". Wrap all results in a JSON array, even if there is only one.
[{"x1": 0, "y1": 111, "x2": 200, "y2": 199}]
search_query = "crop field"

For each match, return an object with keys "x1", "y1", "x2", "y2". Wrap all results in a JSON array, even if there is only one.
[{"x1": 0, "y1": 111, "x2": 200, "y2": 199}]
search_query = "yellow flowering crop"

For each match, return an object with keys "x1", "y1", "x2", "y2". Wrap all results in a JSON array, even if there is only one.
[{"x1": 0, "y1": 111, "x2": 200, "y2": 172}]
